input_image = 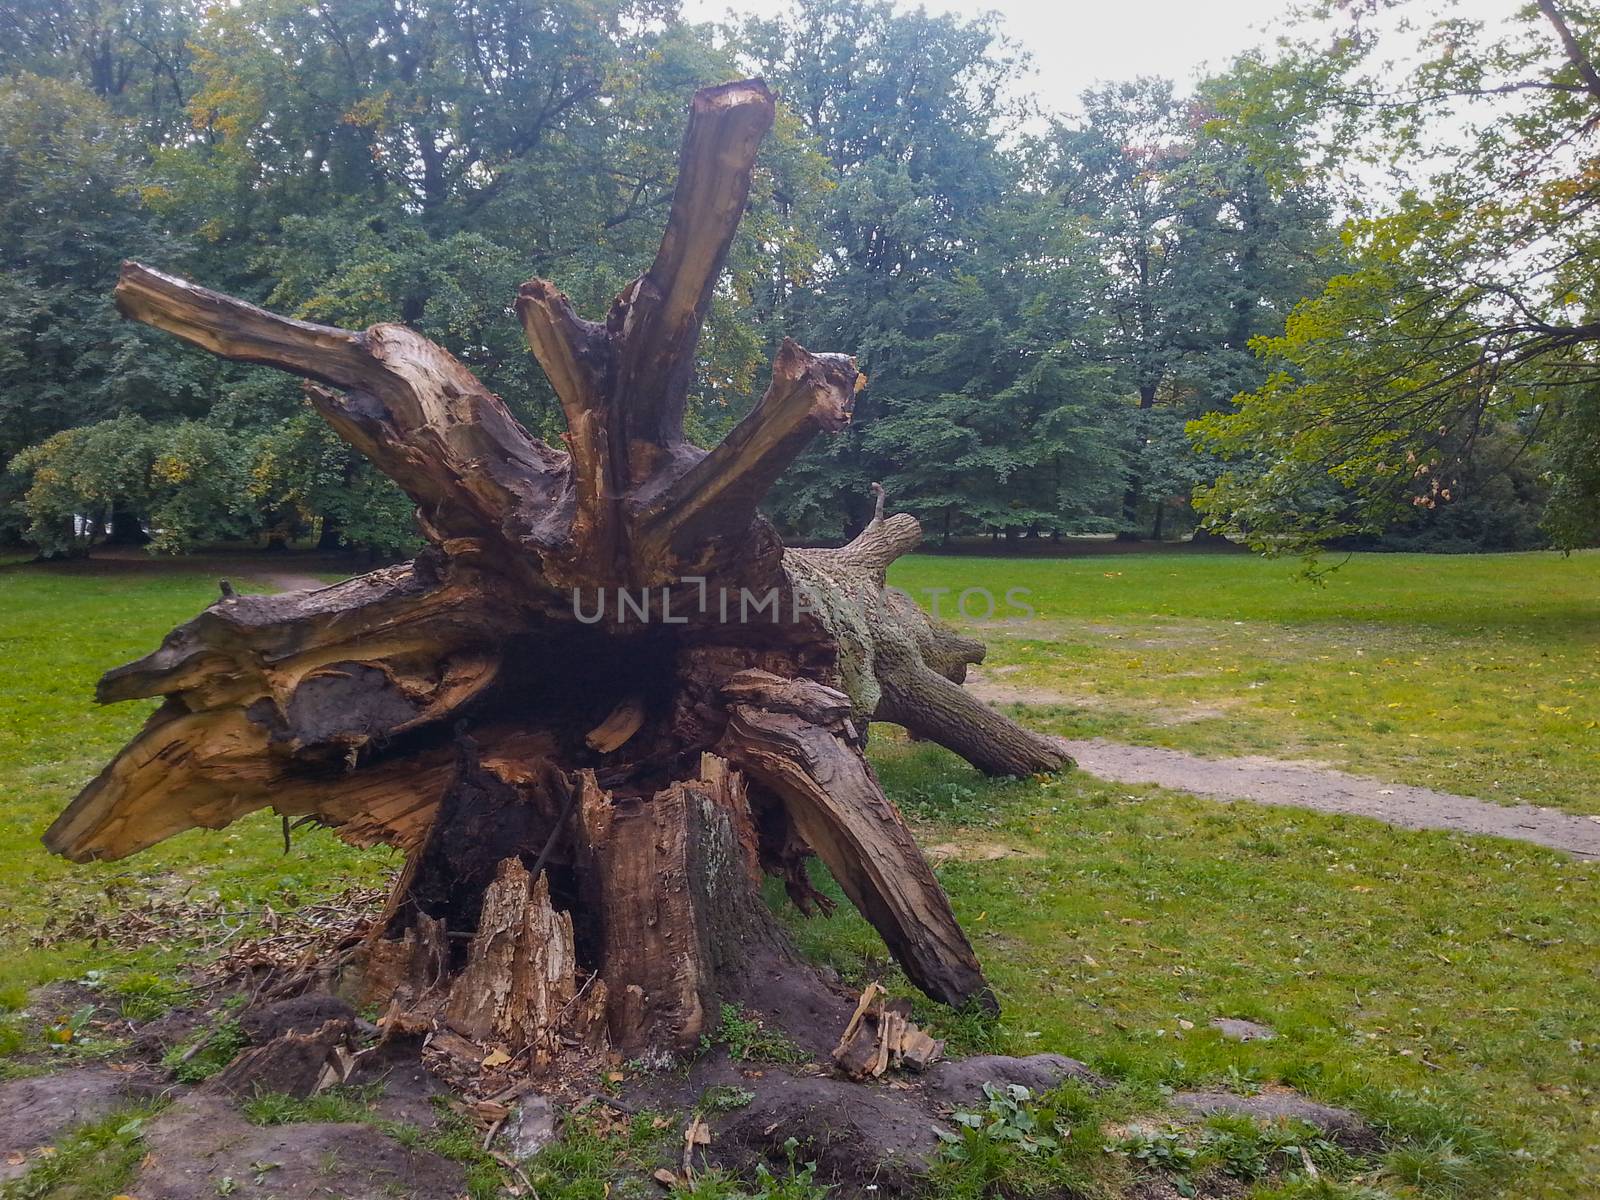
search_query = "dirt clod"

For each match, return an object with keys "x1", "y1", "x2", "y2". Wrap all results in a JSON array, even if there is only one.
[
  {"x1": 0, "y1": 1067, "x2": 164, "y2": 1180},
  {"x1": 920, "y1": 1052, "x2": 1106, "y2": 1105},
  {"x1": 239, "y1": 993, "x2": 356, "y2": 1044},
  {"x1": 708, "y1": 1073, "x2": 943, "y2": 1195},
  {"x1": 206, "y1": 1018, "x2": 352, "y2": 1101}
]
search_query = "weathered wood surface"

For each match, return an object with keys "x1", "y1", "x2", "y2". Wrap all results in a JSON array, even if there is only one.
[{"x1": 47, "y1": 78, "x2": 1079, "y2": 1053}]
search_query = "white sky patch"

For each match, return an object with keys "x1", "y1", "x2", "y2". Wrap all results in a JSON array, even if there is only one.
[{"x1": 681, "y1": 0, "x2": 1515, "y2": 119}]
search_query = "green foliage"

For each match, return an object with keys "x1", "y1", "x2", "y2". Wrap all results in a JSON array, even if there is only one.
[
  {"x1": 1195, "y1": 2, "x2": 1600, "y2": 554},
  {"x1": 945, "y1": 1083, "x2": 1065, "y2": 1156},
  {"x1": 240, "y1": 1084, "x2": 385, "y2": 1127},
  {"x1": 0, "y1": 74, "x2": 197, "y2": 478},
  {"x1": 696, "y1": 1084, "x2": 756, "y2": 1114},
  {"x1": 704, "y1": 1004, "x2": 806, "y2": 1064},
  {"x1": 162, "y1": 1018, "x2": 247, "y2": 1083},
  {"x1": 8, "y1": 0, "x2": 1582, "y2": 554},
  {"x1": 1380, "y1": 1136, "x2": 1486, "y2": 1197},
  {"x1": 1112, "y1": 1126, "x2": 1197, "y2": 1185},
  {"x1": 929, "y1": 1080, "x2": 1119, "y2": 1200},
  {"x1": 524, "y1": 1109, "x2": 674, "y2": 1200},
  {"x1": 111, "y1": 972, "x2": 185, "y2": 1022},
  {"x1": 0, "y1": 0, "x2": 827, "y2": 555},
  {"x1": 1198, "y1": 1114, "x2": 1354, "y2": 1183}
]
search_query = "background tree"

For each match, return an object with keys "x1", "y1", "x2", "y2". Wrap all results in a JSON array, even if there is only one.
[
  {"x1": 1045, "y1": 73, "x2": 1335, "y2": 539},
  {"x1": 1195, "y1": 0, "x2": 1600, "y2": 553},
  {"x1": 741, "y1": 0, "x2": 1023, "y2": 539}
]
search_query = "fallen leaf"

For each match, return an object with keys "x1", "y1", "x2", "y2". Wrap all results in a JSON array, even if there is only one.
[{"x1": 481, "y1": 1049, "x2": 513, "y2": 1069}]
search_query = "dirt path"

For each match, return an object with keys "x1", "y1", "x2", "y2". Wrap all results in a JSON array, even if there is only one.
[{"x1": 1059, "y1": 738, "x2": 1600, "y2": 859}]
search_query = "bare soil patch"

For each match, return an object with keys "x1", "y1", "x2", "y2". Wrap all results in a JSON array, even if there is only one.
[
  {"x1": 0, "y1": 1066, "x2": 164, "y2": 1180},
  {"x1": 132, "y1": 1093, "x2": 465, "y2": 1199}
]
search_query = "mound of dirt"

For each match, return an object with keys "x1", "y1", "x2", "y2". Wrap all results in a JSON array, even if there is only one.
[
  {"x1": 238, "y1": 994, "x2": 357, "y2": 1044},
  {"x1": 633, "y1": 1050, "x2": 1106, "y2": 1196},
  {"x1": 132, "y1": 1094, "x2": 465, "y2": 1199},
  {"x1": 0, "y1": 1066, "x2": 165, "y2": 1181},
  {"x1": 921, "y1": 1052, "x2": 1107, "y2": 1104},
  {"x1": 709, "y1": 1074, "x2": 944, "y2": 1192},
  {"x1": 1170, "y1": 1088, "x2": 1376, "y2": 1150}
]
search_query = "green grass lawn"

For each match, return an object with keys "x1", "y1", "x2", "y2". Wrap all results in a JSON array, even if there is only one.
[
  {"x1": 0, "y1": 551, "x2": 1595, "y2": 1199},
  {"x1": 0, "y1": 560, "x2": 394, "y2": 1002},
  {"x1": 890, "y1": 550, "x2": 1600, "y2": 814}
]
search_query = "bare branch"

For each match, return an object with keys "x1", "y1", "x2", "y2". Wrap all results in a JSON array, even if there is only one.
[
  {"x1": 116, "y1": 262, "x2": 566, "y2": 546},
  {"x1": 607, "y1": 79, "x2": 777, "y2": 451},
  {"x1": 634, "y1": 339, "x2": 857, "y2": 567}
]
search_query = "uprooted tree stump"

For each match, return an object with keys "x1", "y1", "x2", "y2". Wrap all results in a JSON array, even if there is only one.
[{"x1": 44, "y1": 78, "x2": 1071, "y2": 1066}]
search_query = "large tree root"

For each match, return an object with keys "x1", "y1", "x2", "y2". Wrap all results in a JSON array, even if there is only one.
[{"x1": 45, "y1": 79, "x2": 1070, "y2": 1069}]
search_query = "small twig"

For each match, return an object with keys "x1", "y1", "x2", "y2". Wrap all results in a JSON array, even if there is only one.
[
  {"x1": 483, "y1": 1113, "x2": 506, "y2": 1151},
  {"x1": 1298, "y1": 1145, "x2": 1319, "y2": 1179},
  {"x1": 491, "y1": 1152, "x2": 538, "y2": 1199},
  {"x1": 527, "y1": 776, "x2": 581, "y2": 883},
  {"x1": 177, "y1": 1028, "x2": 216, "y2": 1064},
  {"x1": 573, "y1": 1092, "x2": 637, "y2": 1116}
]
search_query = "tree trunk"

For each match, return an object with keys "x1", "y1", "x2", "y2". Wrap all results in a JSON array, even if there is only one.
[
  {"x1": 43, "y1": 81, "x2": 1070, "y2": 1066},
  {"x1": 105, "y1": 502, "x2": 150, "y2": 546}
]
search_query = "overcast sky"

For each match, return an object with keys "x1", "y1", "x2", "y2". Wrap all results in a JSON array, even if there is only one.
[
  {"x1": 680, "y1": 0, "x2": 1518, "y2": 120},
  {"x1": 679, "y1": 0, "x2": 1296, "y2": 116}
]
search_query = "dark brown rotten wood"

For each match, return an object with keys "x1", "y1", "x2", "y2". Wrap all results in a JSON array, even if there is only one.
[{"x1": 47, "y1": 79, "x2": 1073, "y2": 1063}]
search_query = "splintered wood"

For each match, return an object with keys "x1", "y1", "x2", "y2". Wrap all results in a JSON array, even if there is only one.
[
  {"x1": 585, "y1": 696, "x2": 646, "y2": 752},
  {"x1": 831, "y1": 982, "x2": 944, "y2": 1080},
  {"x1": 443, "y1": 858, "x2": 602, "y2": 1062}
]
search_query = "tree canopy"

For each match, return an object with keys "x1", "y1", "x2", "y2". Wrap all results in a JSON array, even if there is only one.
[
  {"x1": 1194, "y1": 0, "x2": 1600, "y2": 554},
  {"x1": 1, "y1": 0, "x2": 1592, "y2": 557}
]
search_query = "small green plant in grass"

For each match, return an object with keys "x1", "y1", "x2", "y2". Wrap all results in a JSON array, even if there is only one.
[
  {"x1": 1198, "y1": 1113, "x2": 1352, "y2": 1182},
  {"x1": 901, "y1": 780, "x2": 989, "y2": 825},
  {"x1": 1253, "y1": 1179, "x2": 1401, "y2": 1200},
  {"x1": 43, "y1": 1003, "x2": 97, "y2": 1048},
  {"x1": 0, "y1": 1016, "x2": 28, "y2": 1058},
  {"x1": 696, "y1": 1084, "x2": 756, "y2": 1114},
  {"x1": 751, "y1": 1138, "x2": 829, "y2": 1200},
  {"x1": 1111, "y1": 1126, "x2": 1198, "y2": 1193},
  {"x1": 912, "y1": 996, "x2": 1010, "y2": 1058},
  {"x1": 676, "y1": 1139, "x2": 830, "y2": 1200},
  {"x1": 241, "y1": 1084, "x2": 382, "y2": 1126},
  {"x1": 111, "y1": 972, "x2": 185, "y2": 1021},
  {"x1": 1219, "y1": 1062, "x2": 1263, "y2": 1097},
  {"x1": 1381, "y1": 1136, "x2": 1486, "y2": 1196},
  {"x1": 930, "y1": 1081, "x2": 1121, "y2": 1200},
  {"x1": 162, "y1": 1018, "x2": 248, "y2": 1083},
  {"x1": 943, "y1": 1083, "x2": 1064, "y2": 1157},
  {"x1": 421, "y1": 1109, "x2": 506, "y2": 1200},
  {"x1": 701, "y1": 1005, "x2": 805, "y2": 1065},
  {"x1": 525, "y1": 1108, "x2": 675, "y2": 1200},
  {"x1": 0, "y1": 1105, "x2": 161, "y2": 1200}
]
